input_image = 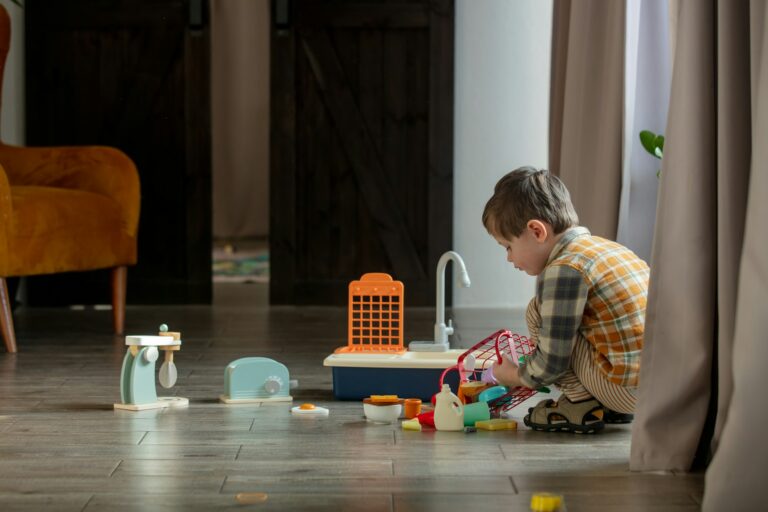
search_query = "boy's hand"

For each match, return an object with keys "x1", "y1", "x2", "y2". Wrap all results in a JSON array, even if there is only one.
[{"x1": 491, "y1": 355, "x2": 525, "y2": 388}]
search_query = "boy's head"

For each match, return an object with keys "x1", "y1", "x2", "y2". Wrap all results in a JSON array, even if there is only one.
[{"x1": 483, "y1": 167, "x2": 579, "y2": 275}]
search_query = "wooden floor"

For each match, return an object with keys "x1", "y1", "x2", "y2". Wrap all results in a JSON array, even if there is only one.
[{"x1": 0, "y1": 283, "x2": 703, "y2": 511}]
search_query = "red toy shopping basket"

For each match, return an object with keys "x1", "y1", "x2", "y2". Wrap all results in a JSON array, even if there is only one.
[{"x1": 439, "y1": 329, "x2": 538, "y2": 414}]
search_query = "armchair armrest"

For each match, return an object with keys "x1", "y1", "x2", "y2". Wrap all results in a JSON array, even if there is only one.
[{"x1": 0, "y1": 143, "x2": 140, "y2": 236}]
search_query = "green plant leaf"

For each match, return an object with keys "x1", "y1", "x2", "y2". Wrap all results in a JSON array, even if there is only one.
[
  {"x1": 640, "y1": 130, "x2": 664, "y2": 159},
  {"x1": 639, "y1": 130, "x2": 657, "y2": 156}
]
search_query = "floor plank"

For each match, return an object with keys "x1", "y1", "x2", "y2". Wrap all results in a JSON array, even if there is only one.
[
  {"x1": 0, "y1": 284, "x2": 705, "y2": 511},
  {"x1": 0, "y1": 494, "x2": 91, "y2": 512},
  {"x1": 85, "y1": 492, "x2": 394, "y2": 512}
]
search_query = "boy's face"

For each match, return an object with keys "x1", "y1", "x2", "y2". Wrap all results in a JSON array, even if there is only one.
[{"x1": 491, "y1": 220, "x2": 554, "y2": 276}]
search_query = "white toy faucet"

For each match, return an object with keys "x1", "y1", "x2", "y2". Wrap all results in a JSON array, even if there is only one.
[{"x1": 409, "y1": 250, "x2": 471, "y2": 352}]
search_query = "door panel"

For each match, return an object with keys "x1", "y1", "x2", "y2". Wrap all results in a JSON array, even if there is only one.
[{"x1": 271, "y1": 0, "x2": 454, "y2": 306}]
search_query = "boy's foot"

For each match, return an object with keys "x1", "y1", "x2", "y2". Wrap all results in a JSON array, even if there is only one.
[
  {"x1": 523, "y1": 397, "x2": 604, "y2": 434},
  {"x1": 603, "y1": 409, "x2": 634, "y2": 424}
]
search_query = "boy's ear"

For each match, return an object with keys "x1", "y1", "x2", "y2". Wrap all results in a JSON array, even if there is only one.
[{"x1": 527, "y1": 220, "x2": 549, "y2": 242}]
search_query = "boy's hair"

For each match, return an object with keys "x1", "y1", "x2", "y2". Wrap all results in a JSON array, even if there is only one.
[{"x1": 482, "y1": 166, "x2": 579, "y2": 238}]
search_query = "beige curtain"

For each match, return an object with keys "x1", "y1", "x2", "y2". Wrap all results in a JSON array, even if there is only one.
[
  {"x1": 549, "y1": 0, "x2": 626, "y2": 239},
  {"x1": 211, "y1": 0, "x2": 270, "y2": 240},
  {"x1": 703, "y1": 1, "x2": 768, "y2": 509},
  {"x1": 631, "y1": 1, "x2": 768, "y2": 506}
]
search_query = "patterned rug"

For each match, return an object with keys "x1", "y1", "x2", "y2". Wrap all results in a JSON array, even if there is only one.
[{"x1": 212, "y1": 250, "x2": 269, "y2": 283}]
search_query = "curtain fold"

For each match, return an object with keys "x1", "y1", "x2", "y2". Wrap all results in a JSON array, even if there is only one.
[
  {"x1": 712, "y1": 0, "x2": 752, "y2": 449},
  {"x1": 703, "y1": 3, "x2": 768, "y2": 508},
  {"x1": 549, "y1": 0, "x2": 625, "y2": 239},
  {"x1": 211, "y1": 0, "x2": 270, "y2": 240},
  {"x1": 630, "y1": 0, "x2": 718, "y2": 471}
]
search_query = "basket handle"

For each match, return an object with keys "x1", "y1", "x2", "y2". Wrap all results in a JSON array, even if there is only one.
[
  {"x1": 439, "y1": 365, "x2": 459, "y2": 388},
  {"x1": 494, "y1": 331, "x2": 505, "y2": 363}
]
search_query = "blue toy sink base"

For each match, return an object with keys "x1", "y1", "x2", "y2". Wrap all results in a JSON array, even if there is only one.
[{"x1": 331, "y1": 367, "x2": 460, "y2": 401}]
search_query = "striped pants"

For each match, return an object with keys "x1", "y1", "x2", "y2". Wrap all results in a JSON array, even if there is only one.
[{"x1": 525, "y1": 298, "x2": 637, "y2": 414}]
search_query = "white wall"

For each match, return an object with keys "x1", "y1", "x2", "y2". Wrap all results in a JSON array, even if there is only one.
[
  {"x1": 0, "y1": 0, "x2": 24, "y2": 145},
  {"x1": 453, "y1": 0, "x2": 553, "y2": 322}
]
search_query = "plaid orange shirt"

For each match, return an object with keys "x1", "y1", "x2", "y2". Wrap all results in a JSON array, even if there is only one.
[{"x1": 518, "y1": 227, "x2": 650, "y2": 388}]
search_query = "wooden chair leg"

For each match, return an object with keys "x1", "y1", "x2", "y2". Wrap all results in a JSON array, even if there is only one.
[
  {"x1": 111, "y1": 266, "x2": 127, "y2": 336},
  {"x1": 0, "y1": 277, "x2": 18, "y2": 353}
]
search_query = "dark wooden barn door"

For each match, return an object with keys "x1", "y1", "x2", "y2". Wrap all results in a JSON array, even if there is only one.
[
  {"x1": 23, "y1": 0, "x2": 211, "y2": 305},
  {"x1": 271, "y1": 0, "x2": 455, "y2": 306}
]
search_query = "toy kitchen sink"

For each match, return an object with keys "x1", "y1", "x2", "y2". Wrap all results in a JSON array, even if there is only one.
[{"x1": 323, "y1": 350, "x2": 462, "y2": 401}]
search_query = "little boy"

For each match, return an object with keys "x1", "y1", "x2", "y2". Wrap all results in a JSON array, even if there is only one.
[{"x1": 482, "y1": 167, "x2": 649, "y2": 433}]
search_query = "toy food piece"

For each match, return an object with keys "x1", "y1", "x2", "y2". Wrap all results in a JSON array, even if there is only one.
[
  {"x1": 401, "y1": 418, "x2": 422, "y2": 431},
  {"x1": 363, "y1": 397, "x2": 405, "y2": 406},
  {"x1": 235, "y1": 493, "x2": 269, "y2": 504},
  {"x1": 475, "y1": 418, "x2": 517, "y2": 431},
  {"x1": 416, "y1": 410, "x2": 435, "y2": 428},
  {"x1": 459, "y1": 381, "x2": 490, "y2": 403},
  {"x1": 291, "y1": 403, "x2": 329, "y2": 416},
  {"x1": 530, "y1": 493, "x2": 565, "y2": 512},
  {"x1": 369, "y1": 395, "x2": 401, "y2": 404}
]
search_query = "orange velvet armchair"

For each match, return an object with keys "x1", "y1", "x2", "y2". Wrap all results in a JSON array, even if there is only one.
[{"x1": 0, "y1": 5, "x2": 140, "y2": 353}]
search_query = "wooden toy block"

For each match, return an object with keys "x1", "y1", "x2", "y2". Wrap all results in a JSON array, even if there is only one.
[{"x1": 475, "y1": 418, "x2": 518, "y2": 431}]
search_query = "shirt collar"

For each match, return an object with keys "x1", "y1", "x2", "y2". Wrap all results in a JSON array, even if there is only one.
[{"x1": 546, "y1": 226, "x2": 591, "y2": 265}]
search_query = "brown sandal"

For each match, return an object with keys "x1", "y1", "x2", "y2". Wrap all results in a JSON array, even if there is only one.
[{"x1": 524, "y1": 397, "x2": 605, "y2": 434}]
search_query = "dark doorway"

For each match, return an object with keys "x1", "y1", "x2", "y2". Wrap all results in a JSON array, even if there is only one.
[
  {"x1": 270, "y1": 0, "x2": 455, "y2": 306},
  {"x1": 24, "y1": 0, "x2": 212, "y2": 305}
]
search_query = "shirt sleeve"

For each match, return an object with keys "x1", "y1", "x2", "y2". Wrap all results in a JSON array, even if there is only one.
[{"x1": 517, "y1": 264, "x2": 589, "y2": 388}]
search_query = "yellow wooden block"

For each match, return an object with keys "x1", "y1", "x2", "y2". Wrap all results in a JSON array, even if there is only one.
[
  {"x1": 475, "y1": 419, "x2": 518, "y2": 431},
  {"x1": 401, "y1": 418, "x2": 422, "y2": 431}
]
